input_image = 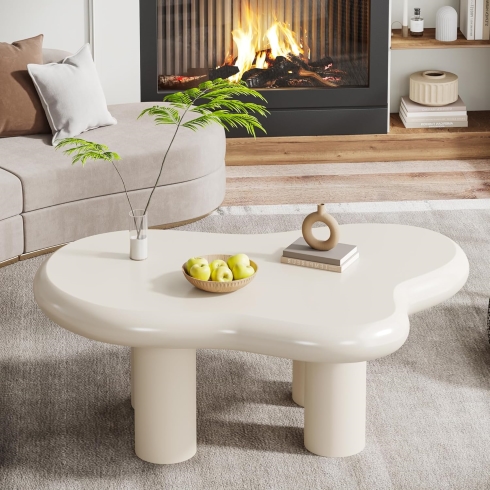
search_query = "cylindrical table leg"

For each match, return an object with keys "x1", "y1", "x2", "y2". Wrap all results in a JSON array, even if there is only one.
[
  {"x1": 130, "y1": 347, "x2": 134, "y2": 409},
  {"x1": 304, "y1": 361, "x2": 366, "y2": 457},
  {"x1": 292, "y1": 360, "x2": 305, "y2": 407},
  {"x1": 133, "y1": 347, "x2": 197, "y2": 464}
]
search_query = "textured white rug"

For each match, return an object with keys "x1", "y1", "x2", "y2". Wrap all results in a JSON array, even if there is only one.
[{"x1": 1, "y1": 200, "x2": 489, "y2": 489}]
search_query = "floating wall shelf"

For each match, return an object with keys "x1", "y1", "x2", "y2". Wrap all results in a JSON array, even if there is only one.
[{"x1": 391, "y1": 28, "x2": 490, "y2": 49}]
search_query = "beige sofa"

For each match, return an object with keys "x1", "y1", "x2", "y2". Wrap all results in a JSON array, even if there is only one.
[{"x1": 0, "y1": 49, "x2": 226, "y2": 265}]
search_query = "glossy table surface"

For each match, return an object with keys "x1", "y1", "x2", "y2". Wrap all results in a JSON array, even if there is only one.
[{"x1": 34, "y1": 225, "x2": 469, "y2": 363}]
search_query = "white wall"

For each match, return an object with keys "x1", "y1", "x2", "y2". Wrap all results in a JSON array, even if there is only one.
[
  {"x1": 92, "y1": 0, "x2": 140, "y2": 105},
  {"x1": 390, "y1": 0, "x2": 490, "y2": 112},
  {"x1": 391, "y1": 0, "x2": 459, "y2": 28},
  {"x1": 0, "y1": 0, "x2": 141, "y2": 105},
  {"x1": 0, "y1": 0, "x2": 89, "y2": 53}
]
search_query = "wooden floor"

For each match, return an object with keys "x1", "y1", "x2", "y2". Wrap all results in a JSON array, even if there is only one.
[{"x1": 222, "y1": 159, "x2": 490, "y2": 206}]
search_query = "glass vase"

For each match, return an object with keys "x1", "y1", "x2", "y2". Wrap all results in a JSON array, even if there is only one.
[{"x1": 129, "y1": 209, "x2": 148, "y2": 261}]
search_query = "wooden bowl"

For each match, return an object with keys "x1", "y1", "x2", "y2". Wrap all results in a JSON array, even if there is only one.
[{"x1": 182, "y1": 254, "x2": 258, "y2": 294}]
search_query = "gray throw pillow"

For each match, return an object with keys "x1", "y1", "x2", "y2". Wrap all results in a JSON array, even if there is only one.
[{"x1": 27, "y1": 44, "x2": 116, "y2": 145}]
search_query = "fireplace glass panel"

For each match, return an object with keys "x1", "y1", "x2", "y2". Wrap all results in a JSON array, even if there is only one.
[{"x1": 157, "y1": 0, "x2": 370, "y2": 91}]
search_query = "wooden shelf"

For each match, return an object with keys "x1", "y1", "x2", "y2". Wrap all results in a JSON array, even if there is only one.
[
  {"x1": 391, "y1": 28, "x2": 490, "y2": 49},
  {"x1": 225, "y1": 111, "x2": 490, "y2": 165}
]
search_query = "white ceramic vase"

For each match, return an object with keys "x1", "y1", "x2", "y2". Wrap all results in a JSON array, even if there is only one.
[{"x1": 435, "y1": 6, "x2": 458, "y2": 42}]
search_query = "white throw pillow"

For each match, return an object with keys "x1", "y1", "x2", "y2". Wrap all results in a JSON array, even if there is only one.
[{"x1": 27, "y1": 44, "x2": 116, "y2": 145}]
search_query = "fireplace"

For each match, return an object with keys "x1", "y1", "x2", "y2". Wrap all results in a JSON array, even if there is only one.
[{"x1": 140, "y1": 0, "x2": 390, "y2": 137}]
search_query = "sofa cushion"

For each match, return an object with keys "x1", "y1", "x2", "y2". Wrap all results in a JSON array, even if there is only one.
[
  {"x1": 0, "y1": 35, "x2": 51, "y2": 137},
  {"x1": 0, "y1": 102, "x2": 226, "y2": 212},
  {"x1": 28, "y1": 44, "x2": 117, "y2": 144},
  {"x1": 0, "y1": 216, "x2": 23, "y2": 262},
  {"x1": 0, "y1": 168, "x2": 22, "y2": 220},
  {"x1": 22, "y1": 165, "x2": 225, "y2": 253},
  {"x1": 42, "y1": 48, "x2": 72, "y2": 64}
]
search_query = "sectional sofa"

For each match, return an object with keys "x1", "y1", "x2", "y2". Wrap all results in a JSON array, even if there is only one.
[{"x1": 0, "y1": 49, "x2": 226, "y2": 266}]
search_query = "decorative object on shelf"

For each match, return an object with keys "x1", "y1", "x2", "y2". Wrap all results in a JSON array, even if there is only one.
[
  {"x1": 402, "y1": 0, "x2": 410, "y2": 37},
  {"x1": 436, "y1": 7, "x2": 459, "y2": 41},
  {"x1": 410, "y1": 8, "x2": 425, "y2": 37},
  {"x1": 182, "y1": 254, "x2": 258, "y2": 293},
  {"x1": 409, "y1": 71, "x2": 459, "y2": 106},
  {"x1": 302, "y1": 204, "x2": 340, "y2": 251},
  {"x1": 129, "y1": 210, "x2": 148, "y2": 261},
  {"x1": 55, "y1": 79, "x2": 268, "y2": 261}
]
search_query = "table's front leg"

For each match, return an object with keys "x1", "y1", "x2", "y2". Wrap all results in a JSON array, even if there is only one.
[
  {"x1": 292, "y1": 360, "x2": 306, "y2": 407},
  {"x1": 132, "y1": 347, "x2": 197, "y2": 464},
  {"x1": 304, "y1": 361, "x2": 366, "y2": 457}
]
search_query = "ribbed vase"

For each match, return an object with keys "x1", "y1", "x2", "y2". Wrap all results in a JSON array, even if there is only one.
[
  {"x1": 435, "y1": 6, "x2": 458, "y2": 42},
  {"x1": 409, "y1": 71, "x2": 459, "y2": 106}
]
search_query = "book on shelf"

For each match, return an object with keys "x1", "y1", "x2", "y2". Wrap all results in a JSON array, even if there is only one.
[
  {"x1": 399, "y1": 112, "x2": 469, "y2": 128},
  {"x1": 400, "y1": 107, "x2": 468, "y2": 123},
  {"x1": 477, "y1": 0, "x2": 484, "y2": 39},
  {"x1": 283, "y1": 238, "x2": 357, "y2": 266},
  {"x1": 483, "y1": 0, "x2": 490, "y2": 39},
  {"x1": 461, "y1": 0, "x2": 476, "y2": 40},
  {"x1": 400, "y1": 96, "x2": 467, "y2": 115},
  {"x1": 280, "y1": 254, "x2": 359, "y2": 273}
]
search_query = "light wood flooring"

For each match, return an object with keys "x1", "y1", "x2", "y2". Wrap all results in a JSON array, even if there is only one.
[{"x1": 222, "y1": 160, "x2": 490, "y2": 206}]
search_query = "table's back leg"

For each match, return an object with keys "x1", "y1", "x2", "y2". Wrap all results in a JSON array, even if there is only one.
[
  {"x1": 292, "y1": 360, "x2": 306, "y2": 407},
  {"x1": 133, "y1": 347, "x2": 197, "y2": 464},
  {"x1": 304, "y1": 361, "x2": 366, "y2": 457}
]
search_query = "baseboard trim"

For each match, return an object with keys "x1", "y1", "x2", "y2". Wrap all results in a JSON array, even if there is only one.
[
  {"x1": 0, "y1": 256, "x2": 20, "y2": 269},
  {"x1": 20, "y1": 244, "x2": 68, "y2": 261}
]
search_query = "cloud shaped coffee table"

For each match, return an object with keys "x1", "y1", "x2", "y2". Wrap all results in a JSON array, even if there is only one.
[{"x1": 33, "y1": 225, "x2": 469, "y2": 464}]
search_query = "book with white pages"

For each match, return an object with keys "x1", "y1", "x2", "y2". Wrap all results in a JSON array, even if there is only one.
[
  {"x1": 400, "y1": 107, "x2": 468, "y2": 123},
  {"x1": 401, "y1": 96, "x2": 467, "y2": 117},
  {"x1": 399, "y1": 112, "x2": 468, "y2": 128}
]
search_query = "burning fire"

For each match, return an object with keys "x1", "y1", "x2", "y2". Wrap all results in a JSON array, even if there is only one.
[{"x1": 229, "y1": 7, "x2": 305, "y2": 83}]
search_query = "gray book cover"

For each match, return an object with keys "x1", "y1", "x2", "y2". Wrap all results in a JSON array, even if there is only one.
[{"x1": 283, "y1": 238, "x2": 357, "y2": 266}]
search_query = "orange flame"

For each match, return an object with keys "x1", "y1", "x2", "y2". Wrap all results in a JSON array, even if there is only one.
[{"x1": 229, "y1": 6, "x2": 304, "y2": 83}]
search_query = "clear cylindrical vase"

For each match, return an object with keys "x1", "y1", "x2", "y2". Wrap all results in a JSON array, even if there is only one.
[{"x1": 129, "y1": 209, "x2": 148, "y2": 261}]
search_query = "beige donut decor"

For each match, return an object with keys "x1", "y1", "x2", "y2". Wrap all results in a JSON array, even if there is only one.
[
  {"x1": 302, "y1": 204, "x2": 340, "y2": 251},
  {"x1": 409, "y1": 70, "x2": 458, "y2": 107}
]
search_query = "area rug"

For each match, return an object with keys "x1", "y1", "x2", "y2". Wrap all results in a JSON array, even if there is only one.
[{"x1": 1, "y1": 200, "x2": 490, "y2": 490}]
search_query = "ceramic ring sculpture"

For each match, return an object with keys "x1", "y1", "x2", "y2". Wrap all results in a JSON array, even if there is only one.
[
  {"x1": 302, "y1": 204, "x2": 340, "y2": 251},
  {"x1": 409, "y1": 71, "x2": 458, "y2": 106}
]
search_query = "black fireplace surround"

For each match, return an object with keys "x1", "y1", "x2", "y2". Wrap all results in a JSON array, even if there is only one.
[{"x1": 140, "y1": 0, "x2": 390, "y2": 137}]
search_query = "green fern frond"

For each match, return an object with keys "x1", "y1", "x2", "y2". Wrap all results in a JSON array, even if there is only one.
[
  {"x1": 55, "y1": 138, "x2": 120, "y2": 166},
  {"x1": 138, "y1": 105, "x2": 181, "y2": 125}
]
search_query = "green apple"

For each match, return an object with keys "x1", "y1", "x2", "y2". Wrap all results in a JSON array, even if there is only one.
[
  {"x1": 186, "y1": 257, "x2": 208, "y2": 273},
  {"x1": 209, "y1": 259, "x2": 227, "y2": 273},
  {"x1": 189, "y1": 263, "x2": 211, "y2": 281},
  {"x1": 232, "y1": 263, "x2": 255, "y2": 280},
  {"x1": 227, "y1": 253, "x2": 250, "y2": 270},
  {"x1": 211, "y1": 265, "x2": 233, "y2": 282}
]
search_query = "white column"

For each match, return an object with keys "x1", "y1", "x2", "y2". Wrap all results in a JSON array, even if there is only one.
[
  {"x1": 304, "y1": 361, "x2": 366, "y2": 458},
  {"x1": 292, "y1": 360, "x2": 305, "y2": 407},
  {"x1": 133, "y1": 347, "x2": 197, "y2": 464}
]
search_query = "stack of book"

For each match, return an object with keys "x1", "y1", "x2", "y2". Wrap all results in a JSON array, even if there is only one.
[
  {"x1": 399, "y1": 96, "x2": 468, "y2": 129},
  {"x1": 461, "y1": 0, "x2": 490, "y2": 40},
  {"x1": 281, "y1": 237, "x2": 359, "y2": 273}
]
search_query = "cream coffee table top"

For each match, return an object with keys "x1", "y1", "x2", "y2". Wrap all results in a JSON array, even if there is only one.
[{"x1": 34, "y1": 225, "x2": 469, "y2": 364}]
